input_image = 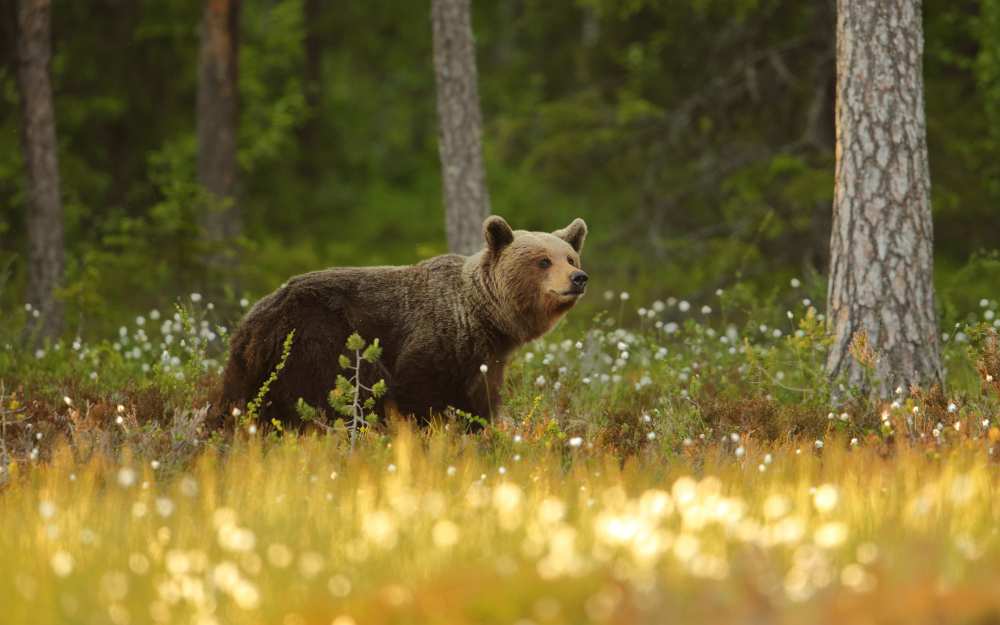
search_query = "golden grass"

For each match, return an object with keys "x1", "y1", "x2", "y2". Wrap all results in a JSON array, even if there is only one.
[{"x1": 3, "y1": 425, "x2": 1000, "y2": 625}]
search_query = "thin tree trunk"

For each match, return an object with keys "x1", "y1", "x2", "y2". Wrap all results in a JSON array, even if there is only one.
[
  {"x1": 826, "y1": 0, "x2": 942, "y2": 397},
  {"x1": 431, "y1": 0, "x2": 491, "y2": 255},
  {"x1": 198, "y1": 0, "x2": 241, "y2": 265},
  {"x1": 16, "y1": 0, "x2": 64, "y2": 341}
]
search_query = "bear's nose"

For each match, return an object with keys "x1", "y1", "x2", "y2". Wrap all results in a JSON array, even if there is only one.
[{"x1": 571, "y1": 271, "x2": 589, "y2": 288}]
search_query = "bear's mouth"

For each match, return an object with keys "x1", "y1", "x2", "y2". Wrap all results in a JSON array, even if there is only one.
[{"x1": 551, "y1": 288, "x2": 585, "y2": 300}]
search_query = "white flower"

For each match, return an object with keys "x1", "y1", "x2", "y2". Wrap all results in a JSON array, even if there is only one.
[
  {"x1": 479, "y1": 364, "x2": 488, "y2": 374},
  {"x1": 763, "y1": 453, "x2": 773, "y2": 465},
  {"x1": 815, "y1": 440, "x2": 824, "y2": 449},
  {"x1": 734, "y1": 446, "x2": 745, "y2": 458},
  {"x1": 619, "y1": 292, "x2": 630, "y2": 301},
  {"x1": 790, "y1": 278, "x2": 801, "y2": 288},
  {"x1": 117, "y1": 468, "x2": 137, "y2": 488},
  {"x1": 850, "y1": 437, "x2": 859, "y2": 447},
  {"x1": 987, "y1": 374, "x2": 995, "y2": 383},
  {"x1": 568, "y1": 437, "x2": 583, "y2": 448},
  {"x1": 446, "y1": 466, "x2": 457, "y2": 476},
  {"x1": 947, "y1": 402, "x2": 957, "y2": 413},
  {"x1": 678, "y1": 300, "x2": 691, "y2": 312},
  {"x1": 701, "y1": 305, "x2": 712, "y2": 315},
  {"x1": 646, "y1": 432, "x2": 656, "y2": 441},
  {"x1": 535, "y1": 375, "x2": 546, "y2": 387},
  {"x1": 190, "y1": 292, "x2": 202, "y2": 302},
  {"x1": 980, "y1": 298, "x2": 990, "y2": 308},
  {"x1": 63, "y1": 396, "x2": 72, "y2": 407}
]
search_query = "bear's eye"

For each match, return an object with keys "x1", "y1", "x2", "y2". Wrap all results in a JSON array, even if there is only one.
[
  {"x1": 567, "y1": 257, "x2": 576, "y2": 267},
  {"x1": 538, "y1": 258, "x2": 552, "y2": 269}
]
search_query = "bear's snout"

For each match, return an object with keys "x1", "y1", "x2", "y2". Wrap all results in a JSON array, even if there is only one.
[{"x1": 570, "y1": 270, "x2": 589, "y2": 292}]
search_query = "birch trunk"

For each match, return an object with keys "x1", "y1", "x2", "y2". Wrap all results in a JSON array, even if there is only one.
[
  {"x1": 826, "y1": 0, "x2": 942, "y2": 397},
  {"x1": 431, "y1": 0, "x2": 491, "y2": 255}
]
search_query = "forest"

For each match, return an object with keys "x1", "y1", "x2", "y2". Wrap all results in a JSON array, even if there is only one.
[{"x1": 2, "y1": 1, "x2": 1000, "y2": 624}]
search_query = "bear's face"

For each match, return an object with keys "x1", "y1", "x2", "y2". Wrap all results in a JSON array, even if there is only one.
[{"x1": 482, "y1": 216, "x2": 589, "y2": 339}]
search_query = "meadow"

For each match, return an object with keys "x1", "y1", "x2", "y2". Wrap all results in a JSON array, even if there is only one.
[{"x1": 3, "y1": 287, "x2": 1000, "y2": 625}]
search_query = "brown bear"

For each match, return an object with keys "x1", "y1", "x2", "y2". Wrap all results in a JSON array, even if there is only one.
[{"x1": 220, "y1": 216, "x2": 589, "y2": 425}]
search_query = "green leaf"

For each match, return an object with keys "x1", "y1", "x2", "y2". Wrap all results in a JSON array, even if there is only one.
[{"x1": 345, "y1": 333, "x2": 365, "y2": 351}]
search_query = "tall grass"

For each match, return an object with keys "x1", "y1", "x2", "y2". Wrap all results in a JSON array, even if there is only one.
[
  {"x1": 3, "y1": 289, "x2": 1000, "y2": 623},
  {"x1": 3, "y1": 425, "x2": 1000, "y2": 624}
]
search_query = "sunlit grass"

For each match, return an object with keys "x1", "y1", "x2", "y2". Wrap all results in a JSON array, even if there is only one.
[
  {"x1": 4, "y1": 424, "x2": 1000, "y2": 625},
  {"x1": 4, "y1": 291, "x2": 1000, "y2": 622}
]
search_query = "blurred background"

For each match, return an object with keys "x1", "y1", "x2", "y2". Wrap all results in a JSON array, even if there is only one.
[{"x1": 1, "y1": 0, "x2": 999, "y2": 335}]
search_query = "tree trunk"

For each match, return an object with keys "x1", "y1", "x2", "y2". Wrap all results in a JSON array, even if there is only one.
[
  {"x1": 198, "y1": 0, "x2": 241, "y2": 265},
  {"x1": 826, "y1": 0, "x2": 942, "y2": 397},
  {"x1": 431, "y1": 0, "x2": 491, "y2": 255},
  {"x1": 16, "y1": 0, "x2": 64, "y2": 342}
]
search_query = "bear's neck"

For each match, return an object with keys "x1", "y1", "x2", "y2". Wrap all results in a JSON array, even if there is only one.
[{"x1": 462, "y1": 253, "x2": 537, "y2": 350}]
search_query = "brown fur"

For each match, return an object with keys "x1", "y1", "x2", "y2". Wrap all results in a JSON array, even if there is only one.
[{"x1": 221, "y1": 216, "x2": 588, "y2": 425}]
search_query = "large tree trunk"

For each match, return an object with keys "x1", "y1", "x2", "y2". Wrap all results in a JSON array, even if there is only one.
[
  {"x1": 431, "y1": 0, "x2": 491, "y2": 255},
  {"x1": 16, "y1": 0, "x2": 64, "y2": 341},
  {"x1": 197, "y1": 0, "x2": 241, "y2": 266},
  {"x1": 826, "y1": 0, "x2": 942, "y2": 397}
]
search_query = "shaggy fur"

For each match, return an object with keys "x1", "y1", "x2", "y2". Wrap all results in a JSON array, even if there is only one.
[{"x1": 221, "y1": 216, "x2": 588, "y2": 425}]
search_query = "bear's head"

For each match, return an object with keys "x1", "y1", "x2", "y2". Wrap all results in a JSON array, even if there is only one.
[{"x1": 480, "y1": 215, "x2": 589, "y2": 341}]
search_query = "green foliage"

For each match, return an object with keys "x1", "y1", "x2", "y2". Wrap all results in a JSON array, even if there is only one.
[
  {"x1": 328, "y1": 333, "x2": 388, "y2": 449},
  {"x1": 246, "y1": 330, "x2": 295, "y2": 424},
  {"x1": 0, "y1": 0, "x2": 998, "y2": 335}
]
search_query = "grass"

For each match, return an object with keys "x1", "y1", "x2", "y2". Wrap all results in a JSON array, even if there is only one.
[{"x1": 2, "y1": 287, "x2": 1000, "y2": 624}]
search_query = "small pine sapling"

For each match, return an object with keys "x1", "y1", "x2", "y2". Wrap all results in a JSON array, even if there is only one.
[{"x1": 329, "y1": 333, "x2": 388, "y2": 450}]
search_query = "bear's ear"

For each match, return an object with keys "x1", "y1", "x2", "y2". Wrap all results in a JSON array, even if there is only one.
[
  {"x1": 554, "y1": 218, "x2": 588, "y2": 253},
  {"x1": 484, "y1": 215, "x2": 514, "y2": 253}
]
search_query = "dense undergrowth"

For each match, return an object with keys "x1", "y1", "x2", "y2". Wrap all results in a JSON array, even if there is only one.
[
  {"x1": 2, "y1": 286, "x2": 999, "y2": 471},
  {"x1": 3, "y1": 288, "x2": 1000, "y2": 624}
]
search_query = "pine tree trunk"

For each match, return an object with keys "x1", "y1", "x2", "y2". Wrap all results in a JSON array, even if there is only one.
[
  {"x1": 197, "y1": 0, "x2": 241, "y2": 265},
  {"x1": 826, "y1": 0, "x2": 942, "y2": 397},
  {"x1": 431, "y1": 0, "x2": 491, "y2": 255},
  {"x1": 16, "y1": 0, "x2": 64, "y2": 342}
]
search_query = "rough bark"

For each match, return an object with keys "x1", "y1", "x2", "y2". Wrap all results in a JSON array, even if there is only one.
[
  {"x1": 826, "y1": 0, "x2": 942, "y2": 397},
  {"x1": 16, "y1": 0, "x2": 64, "y2": 341},
  {"x1": 431, "y1": 0, "x2": 491, "y2": 255},
  {"x1": 197, "y1": 0, "x2": 241, "y2": 261}
]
